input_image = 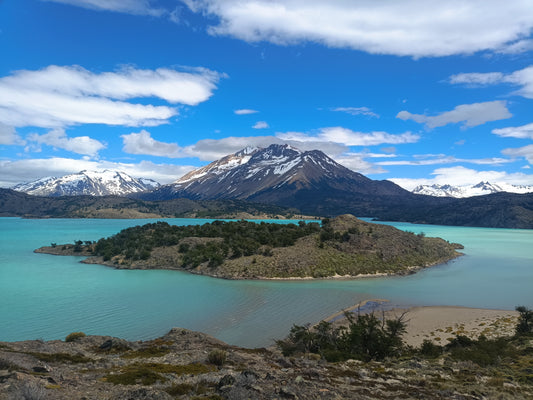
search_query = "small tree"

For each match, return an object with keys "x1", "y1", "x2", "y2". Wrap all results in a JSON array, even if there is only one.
[{"x1": 515, "y1": 306, "x2": 533, "y2": 335}]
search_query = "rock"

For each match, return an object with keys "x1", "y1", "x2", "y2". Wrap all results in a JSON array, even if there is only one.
[
  {"x1": 98, "y1": 338, "x2": 130, "y2": 352},
  {"x1": 114, "y1": 387, "x2": 173, "y2": 400},
  {"x1": 217, "y1": 374, "x2": 236, "y2": 389}
]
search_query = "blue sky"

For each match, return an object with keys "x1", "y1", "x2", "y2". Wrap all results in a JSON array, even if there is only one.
[{"x1": 1, "y1": 0, "x2": 533, "y2": 189}]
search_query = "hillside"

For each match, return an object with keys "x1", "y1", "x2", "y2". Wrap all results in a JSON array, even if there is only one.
[
  {"x1": 0, "y1": 189, "x2": 302, "y2": 219},
  {"x1": 36, "y1": 215, "x2": 463, "y2": 279}
]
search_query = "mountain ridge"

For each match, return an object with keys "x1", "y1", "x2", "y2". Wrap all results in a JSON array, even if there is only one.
[
  {"x1": 412, "y1": 181, "x2": 533, "y2": 198},
  {"x1": 13, "y1": 170, "x2": 159, "y2": 197}
]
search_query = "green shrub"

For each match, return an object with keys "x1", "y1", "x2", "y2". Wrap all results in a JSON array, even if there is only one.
[
  {"x1": 419, "y1": 339, "x2": 442, "y2": 358},
  {"x1": 207, "y1": 349, "x2": 227, "y2": 366},
  {"x1": 515, "y1": 306, "x2": 533, "y2": 335},
  {"x1": 65, "y1": 331, "x2": 86, "y2": 342}
]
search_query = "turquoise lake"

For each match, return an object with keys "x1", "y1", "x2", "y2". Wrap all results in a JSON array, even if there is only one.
[{"x1": 1, "y1": 217, "x2": 532, "y2": 347}]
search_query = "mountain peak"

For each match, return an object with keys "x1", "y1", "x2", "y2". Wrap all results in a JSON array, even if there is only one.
[
  {"x1": 13, "y1": 170, "x2": 159, "y2": 197},
  {"x1": 144, "y1": 144, "x2": 408, "y2": 207}
]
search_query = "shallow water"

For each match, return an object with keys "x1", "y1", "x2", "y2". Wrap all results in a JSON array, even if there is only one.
[{"x1": 0, "y1": 217, "x2": 531, "y2": 347}]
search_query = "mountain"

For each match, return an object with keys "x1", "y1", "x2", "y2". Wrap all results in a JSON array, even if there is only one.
[
  {"x1": 12, "y1": 170, "x2": 160, "y2": 197},
  {"x1": 412, "y1": 181, "x2": 533, "y2": 198},
  {"x1": 143, "y1": 144, "x2": 410, "y2": 210}
]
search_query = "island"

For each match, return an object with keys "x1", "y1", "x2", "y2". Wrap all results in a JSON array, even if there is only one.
[{"x1": 35, "y1": 214, "x2": 463, "y2": 279}]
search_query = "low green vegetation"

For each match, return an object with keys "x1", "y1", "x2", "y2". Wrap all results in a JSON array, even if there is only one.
[
  {"x1": 65, "y1": 331, "x2": 86, "y2": 342},
  {"x1": 207, "y1": 349, "x2": 227, "y2": 366},
  {"x1": 92, "y1": 219, "x2": 321, "y2": 263}
]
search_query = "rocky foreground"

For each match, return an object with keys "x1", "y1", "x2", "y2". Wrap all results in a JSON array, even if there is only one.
[{"x1": 1, "y1": 323, "x2": 532, "y2": 400}]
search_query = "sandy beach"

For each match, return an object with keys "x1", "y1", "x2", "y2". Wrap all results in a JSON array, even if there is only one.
[{"x1": 326, "y1": 301, "x2": 519, "y2": 347}]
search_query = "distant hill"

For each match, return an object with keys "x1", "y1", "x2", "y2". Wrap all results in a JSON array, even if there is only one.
[
  {"x1": 12, "y1": 170, "x2": 159, "y2": 197},
  {"x1": 0, "y1": 188, "x2": 302, "y2": 219},
  {"x1": 412, "y1": 181, "x2": 533, "y2": 198}
]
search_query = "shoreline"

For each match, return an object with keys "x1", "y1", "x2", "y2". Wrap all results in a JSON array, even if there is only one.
[
  {"x1": 35, "y1": 245, "x2": 463, "y2": 281},
  {"x1": 324, "y1": 302, "x2": 519, "y2": 347}
]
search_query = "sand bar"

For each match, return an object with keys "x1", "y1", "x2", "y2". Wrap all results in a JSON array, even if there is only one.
[{"x1": 326, "y1": 302, "x2": 519, "y2": 348}]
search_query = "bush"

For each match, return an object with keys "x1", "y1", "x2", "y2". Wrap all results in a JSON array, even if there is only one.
[
  {"x1": 208, "y1": 349, "x2": 227, "y2": 366},
  {"x1": 515, "y1": 306, "x2": 533, "y2": 335},
  {"x1": 65, "y1": 332, "x2": 86, "y2": 342},
  {"x1": 419, "y1": 339, "x2": 442, "y2": 358},
  {"x1": 277, "y1": 311, "x2": 407, "y2": 362}
]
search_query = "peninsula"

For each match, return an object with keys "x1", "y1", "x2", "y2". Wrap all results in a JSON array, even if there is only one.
[{"x1": 35, "y1": 215, "x2": 463, "y2": 279}]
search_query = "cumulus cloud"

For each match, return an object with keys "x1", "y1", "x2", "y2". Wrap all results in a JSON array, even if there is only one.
[
  {"x1": 0, "y1": 65, "x2": 222, "y2": 129},
  {"x1": 450, "y1": 66, "x2": 533, "y2": 99},
  {"x1": 182, "y1": 0, "x2": 533, "y2": 57},
  {"x1": 0, "y1": 157, "x2": 195, "y2": 188},
  {"x1": 278, "y1": 127, "x2": 419, "y2": 146},
  {"x1": 122, "y1": 130, "x2": 183, "y2": 158},
  {"x1": 27, "y1": 128, "x2": 106, "y2": 157},
  {"x1": 396, "y1": 101, "x2": 512, "y2": 129},
  {"x1": 234, "y1": 109, "x2": 259, "y2": 115},
  {"x1": 0, "y1": 124, "x2": 25, "y2": 145},
  {"x1": 252, "y1": 121, "x2": 269, "y2": 129},
  {"x1": 44, "y1": 0, "x2": 166, "y2": 17},
  {"x1": 502, "y1": 144, "x2": 533, "y2": 164},
  {"x1": 390, "y1": 166, "x2": 533, "y2": 191},
  {"x1": 493, "y1": 123, "x2": 533, "y2": 139},
  {"x1": 331, "y1": 107, "x2": 379, "y2": 118}
]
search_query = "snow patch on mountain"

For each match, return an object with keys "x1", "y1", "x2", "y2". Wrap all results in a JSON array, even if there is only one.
[
  {"x1": 412, "y1": 181, "x2": 533, "y2": 197},
  {"x1": 13, "y1": 170, "x2": 160, "y2": 197}
]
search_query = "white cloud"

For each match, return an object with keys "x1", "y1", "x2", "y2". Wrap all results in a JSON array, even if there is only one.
[
  {"x1": 27, "y1": 128, "x2": 106, "y2": 157},
  {"x1": 183, "y1": 0, "x2": 533, "y2": 57},
  {"x1": 278, "y1": 127, "x2": 419, "y2": 146},
  {"x1": 0, "y1": 157, "x2": 195, "y2": 188},
  {"x1": 378, "y1": 155, "x2": 511, "y2": 167},
  {"x1": 0, "y1": 124, "x2": 25, "y2": 145},
  {"x1": 333, "y1": 153, "x2": 387, "y2": 175},
  {"x1": 184, "y1": 135, "x2": 348, "y2": 161},
  {"x1": 122, "y1": 130, "x2": 184, "y2": 158},
  {"x1": 493, "y1": 123, "x2": 533, "y2": 139},
  {"x1": 502, "y1": 144, "x2": 533, "y2": 164},
  {"x1": 497, "y1": 39, "x2": 533, "y2": 54},
  {"x1": 449, "y1": 72, "x2": 505, "y2": 86},
  {"x1": 44, "y1": 0, "x2": 166, "y2": 17},
  {"x1": 397, "y1": 101, "x2": 512, "y2": 129},
  {"x1": 234, "y1": 109, "x2": 259, "y2": 115},
  {"x1": 0, "y1": 65, "x2": 222, "y2": 128},
  {"x1": 252, "y1": 121, "x2": 269, "y2": 129},
  {"x1": 331, "y1": 107, "x2": 379, "y2": 118},
  {"x1": 450, "y1": 66, "x2": 533, "y2": 99}
]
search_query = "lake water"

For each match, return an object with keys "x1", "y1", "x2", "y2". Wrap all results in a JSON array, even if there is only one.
[{"x1": 0, "y1": 217, "x2": 532, "y2": 347}]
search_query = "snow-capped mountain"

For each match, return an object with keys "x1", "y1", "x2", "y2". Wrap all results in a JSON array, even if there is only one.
[
  {"x1": 13, "y1": 170, "x2": 160, "y2": 197},
  {"x1": 143, "y1": 144, "x2": 409, "y2": 207},
  {"x1": 412, "y1": 181, "x2": 533, "y2": 198}
]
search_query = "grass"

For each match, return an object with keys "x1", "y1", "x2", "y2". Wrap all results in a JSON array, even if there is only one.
[
  {"x1": 27, "y1": 352, "x2": 93, "y2": 364},
  {"x1": 103, "y1": 362, "x2": 215, "y2": 385},
  {"x1": 121, "y1": 346, "x2": 171, "y2": 359}
]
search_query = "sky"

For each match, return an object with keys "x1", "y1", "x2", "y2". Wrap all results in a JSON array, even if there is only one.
[{"x1": 1, "y1": 0, "x2": 533, "y2": 190}]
